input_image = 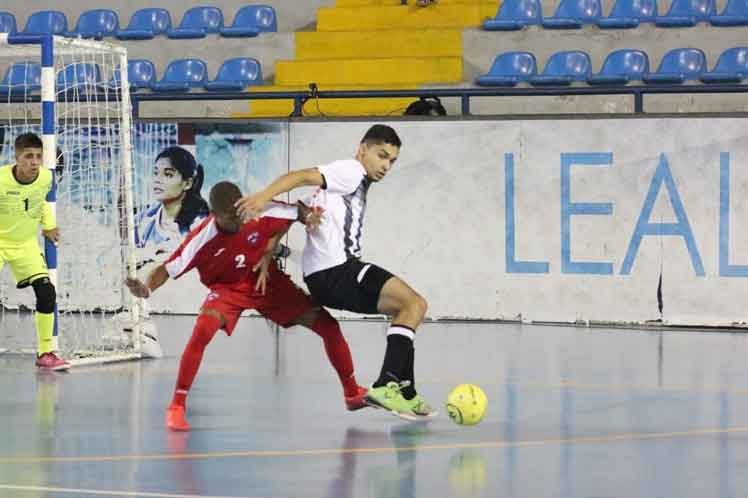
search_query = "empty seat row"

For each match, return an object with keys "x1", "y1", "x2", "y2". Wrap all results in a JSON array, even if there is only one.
[
  {"x1": 0, "y1": 57, "x2": 263, "y2": 95},
  {"x1": 0, "y1": 6, "x2": 277, "y2": 40},
  {"x1": 485, "y1": 0, "x2": 748, "y2": 30},
  {"x1": 476, "y1": 47, "x2": 748, "y2": 86}
]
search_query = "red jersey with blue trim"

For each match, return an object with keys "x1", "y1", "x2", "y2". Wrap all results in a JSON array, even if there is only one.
[{"x1": 164, "y1": 203, "x2": 296, "y2": 291}]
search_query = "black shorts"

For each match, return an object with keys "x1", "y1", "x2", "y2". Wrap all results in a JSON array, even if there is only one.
[{"x1": 304, "y1": 259, "x2": 394, "y2": 315}]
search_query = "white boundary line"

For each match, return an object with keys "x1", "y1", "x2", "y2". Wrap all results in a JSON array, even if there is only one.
[{"x1": 0, "y1": 484, "x2": 261, "y2": 498}]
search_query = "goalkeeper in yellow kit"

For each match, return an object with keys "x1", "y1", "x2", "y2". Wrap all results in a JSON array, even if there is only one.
[{"x1": 0, "y1": 133, "x2": 69, "y2": 370}]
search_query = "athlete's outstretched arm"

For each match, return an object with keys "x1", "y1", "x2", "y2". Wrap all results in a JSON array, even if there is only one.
[
  {"x1": 252, "y1": 201, "x2": 322, "y2": 293},
  {"x1": 236, "y1": 168, "x2": 324, "y2": 221},
  {"x1": 252, "y1": 228, "x2": 288, "y2": 294},
  {"x1": 125, "y1": 263, "x2": 169, "y2": 298}
]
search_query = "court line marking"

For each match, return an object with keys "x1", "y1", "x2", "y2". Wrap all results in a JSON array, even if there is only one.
[
  {"x1": 508, "y1": 378, "x2": 748, "y2": 395},
  {"x1": 422, "y1": 377, "x2": 748, "y2": 395},
  {"x1": 0, "y1": 485, "x2": 260, "y2": 498},
  {"x1": 2, "y1": 425, "x2": 747, "y2": 465}
]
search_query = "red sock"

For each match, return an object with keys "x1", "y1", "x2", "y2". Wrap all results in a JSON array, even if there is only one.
[
  {"x1": 171, "y1": 313, "x2": 221, "y2": 407},
  {"x1": 309, "y1": 310, "x2": 358, "y2": 397}
]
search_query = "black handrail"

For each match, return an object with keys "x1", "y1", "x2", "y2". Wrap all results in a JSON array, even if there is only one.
[
  {"x1": 3, "y1": 84, "x2": 748, "y2": 118},
  {"x1": 128, "y1": 84, "x2": 748, "y2": 117}
]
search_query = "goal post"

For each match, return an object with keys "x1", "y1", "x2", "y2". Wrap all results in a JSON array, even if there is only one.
[{"x1": 0, "y1": 33, "x2": 161, "y2": 365}]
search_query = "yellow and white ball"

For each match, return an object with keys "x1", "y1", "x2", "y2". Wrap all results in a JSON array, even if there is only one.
[{"x1": 446, "y1": 384, "x2": 487, "y2": 426}]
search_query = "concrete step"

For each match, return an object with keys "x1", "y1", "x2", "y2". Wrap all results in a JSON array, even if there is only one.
[
  {"x1": 233, "y1": 84, "x2": 419, "y2": 117},
  {"x1": 336, "y1": 0, "x2": 497, "y2": 7},
  {"x1": 295, "y1": 29, "x2": 462, "y2": 60},
  {"x1": 317, "y1": 4, "x2": 496, "y2": 30},
  {"x1": 275, "y1": 57, "x2": 462, "y2": 85}
]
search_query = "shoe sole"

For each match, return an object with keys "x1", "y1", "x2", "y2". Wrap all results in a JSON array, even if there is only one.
[
  {"x1": 413, "y1": 411, "x2": 439, "y2": 418},
  {"x1": 37, "y1": 364, "x2": 70, "y2": 372},
  {"x1": 364, "y1": 396, "x2": 419, "y2": 421},
  {"x1": 390, "y1": 410, "x2": 419, "y2": 421},
  {"x1": 346, "y1": 401, "x2": 371, "y2": 411}
]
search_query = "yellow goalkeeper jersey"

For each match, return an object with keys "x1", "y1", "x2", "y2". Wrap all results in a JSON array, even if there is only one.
[{"x1": 0, "y1": 164, "x2": 56, "y2": 247}]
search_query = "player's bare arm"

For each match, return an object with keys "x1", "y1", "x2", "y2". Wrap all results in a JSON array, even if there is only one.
[
  {"x1": 253, "y1": 231, "x2": 285, "y2": 294},
  {"x1": 125, "y1": 263, "x2": 169, "y2": 298},
  {"x1": 235, "y1": 168, "x2": 325, "y2": 221},
  {"x1": 252, "y1": 202, "x2": 321, "y2": 293},
  {"x1": 298, "y1": 201, "x2": 324, "y2": 231}
]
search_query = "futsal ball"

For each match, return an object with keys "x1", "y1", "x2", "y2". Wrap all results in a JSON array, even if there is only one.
[{"x1": 446, "y1": 384, "x2": 487, "y2": 426}]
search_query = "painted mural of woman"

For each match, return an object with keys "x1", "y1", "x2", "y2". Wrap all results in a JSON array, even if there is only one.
[{"x1": 135, "y1": 146, "x2": 209, "y2": 262}]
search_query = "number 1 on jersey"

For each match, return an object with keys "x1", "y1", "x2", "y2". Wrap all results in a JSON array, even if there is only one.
[{"x1": 24, "y1": 198, "x2": 29, "y2": 211}]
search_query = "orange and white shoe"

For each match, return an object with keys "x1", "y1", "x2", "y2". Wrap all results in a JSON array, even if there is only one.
[
  {"x1": 35, "y1": 352, "x2": 70, "y2": 371},
  {"x1": 166, "y1": 403, "x2": 190, "y2": 431},
  {"x1": 344, "y1": 385, "x2": 369, "y2": 411}
]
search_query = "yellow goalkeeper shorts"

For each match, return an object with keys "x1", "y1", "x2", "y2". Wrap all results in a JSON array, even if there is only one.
[{"x1": 0, "y1": 239, "x2": 49, "y2": 288}]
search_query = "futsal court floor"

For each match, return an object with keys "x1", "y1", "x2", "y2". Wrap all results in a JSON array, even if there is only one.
[{"x1": 2, "y1": 314, "x2": 748, "y2": 498}]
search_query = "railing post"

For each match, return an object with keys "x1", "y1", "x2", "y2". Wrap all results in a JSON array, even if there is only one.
[
  {"x1": 634, "y1": 91, "x2": 644, "y2": 114},
  {"x1": 293, "y1": 96, "x2": 304, "y2": 117},
  {"x1": 461, "y1": 94, "x2": 471, "y2": 115},
  {"x1": 131, "y1": 96, "x2": 140, "y2": 120}
]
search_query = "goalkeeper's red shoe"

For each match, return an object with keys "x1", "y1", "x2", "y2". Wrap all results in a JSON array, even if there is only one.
[
  {"x1": 35, "y1": 352, "x2": 70, "y2": 371},
  {"x1": 345, "y1": 385, "x2": 369, "y2": 411},
  {"x1": 166, "y1": 404, "x2": 190, "y2": 431}
]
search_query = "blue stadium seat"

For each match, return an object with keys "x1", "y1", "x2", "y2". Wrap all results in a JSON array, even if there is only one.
[
  {"x1": 475, "y1": 52, "x2": 537, "y2": 86},
  {"x1": 597, "y1": 0, "x2": 657, "y2": 28},
  {"x1": 482, "y1": 0, "x2": 543, "y2": 30},
  {"x1": 655, "y1": 0, "x2": 716, "y2": 26},
  {"x1": 0, "y1": 12, "x2": 17, "y2": 34},
  {"x1": 0, "y1": 62, "x2": 41, "y2": 95},
  {"x1": 110, "y1": 59, "x2": 157, "y2": 90},
  {"x1": 220, "y1": 5, "x2": 277, "y2": 37},
  {"x1": 700, "y1": 47, "x2": 748, "y2": 83},
  {"x1": 710, "y1": 0, "x2": 748, "y2": 25},
  {"x1": 205, "y1": 58, "x2": 263, "y2": 90},
  {"x1": 152, "y1": 59, "x2": 208, "y2": 91},
  {"x1": 22, "y1": 10, "x2": 68, "y2": 35},
  {"x1": 56, "y1": 63, "x2": 103, "y2": 93},
  {"x1": 542, "y1": 0, "x2": 603, "y2": 28},
  {"x1": 67, "y1": 9, "x2": 119, "y2": 39},
  {"x1": 643, "y1": 48, "x2": 707, "y2": 83},
  {"x1": 116, "y1": 8, "x2": 171, "y2": 40},
  {"x1": 529, "y1": 51, "x2": 592, "y2": 85},
  {"x1": 588, "y1": 49, "x2": 649, "y2": 84},
  {"x1": 167, "y1": 6, "x2": 223, "y2": 39}
]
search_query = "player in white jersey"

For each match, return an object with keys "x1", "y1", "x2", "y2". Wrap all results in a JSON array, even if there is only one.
[{"x1": 236, "y1": 125, "x2": 435, "y2": 419}]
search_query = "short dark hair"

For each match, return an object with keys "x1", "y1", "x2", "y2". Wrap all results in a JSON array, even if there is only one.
[
  {"x1": 15, "y1": 133, "x2": 43, "y2": 152},
  {"x1": 361, "y1": 124, "x2": 401, "y2": 148},
  {"x1": 209, "y1": 181, "x2": 242, "y2": 215}
]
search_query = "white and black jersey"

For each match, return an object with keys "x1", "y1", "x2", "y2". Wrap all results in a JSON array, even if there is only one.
[{"x1": 301, "y1": 159, "x2": 372, "y2": 277}]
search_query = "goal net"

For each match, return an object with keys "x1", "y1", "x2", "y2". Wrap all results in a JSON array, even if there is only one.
[{"x1": 0, "y1": 34, "x2": 161, "y2": 365}]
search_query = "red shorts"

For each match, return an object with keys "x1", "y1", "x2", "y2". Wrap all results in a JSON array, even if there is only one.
[{"x1": 201, "y1": 271, "x2": 314, "y2": 335}]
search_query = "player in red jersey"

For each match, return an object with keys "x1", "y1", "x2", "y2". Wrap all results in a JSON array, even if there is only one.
[{"x1": 125, "y1": 181, "x2": 367, "y2": 431}]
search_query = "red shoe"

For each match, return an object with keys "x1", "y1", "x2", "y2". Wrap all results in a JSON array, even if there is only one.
[
  {"x1": 166, "y1": 403, "x2": 190, "y2": 431},
  {"x1": 345, "y1": 385, "x2": 369, "y2": 411},
  {"x1": 35, "y1": 352, "x2": 70, "y2": 371}
]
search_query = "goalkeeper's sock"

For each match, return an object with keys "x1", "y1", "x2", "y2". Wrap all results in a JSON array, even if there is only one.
[
  {"x1": 35, "y1": 312, "x2": 55, "y2": 356},
  {"x1": 172, "y1": 313, "x2": 221, "y2": 407},
  {"x1": 309, "y1": 309, "x2": 359, "y2": 397}
]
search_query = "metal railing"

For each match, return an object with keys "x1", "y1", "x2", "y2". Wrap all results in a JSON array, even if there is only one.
[
  {"x1": 128, "y1": 84, "x2": 748, "y2": 118},
  {"x1": 4, "y1": 84, "x2": 748, "y2": 118}
]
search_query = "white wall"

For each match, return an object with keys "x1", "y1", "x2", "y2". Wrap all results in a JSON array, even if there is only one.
[
  {"x1": 6, "y1": 117, "x2": 742, "y2": 326},
  {"x1": 285, "y1": 118, "x2": 748, "y2": 326}
]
